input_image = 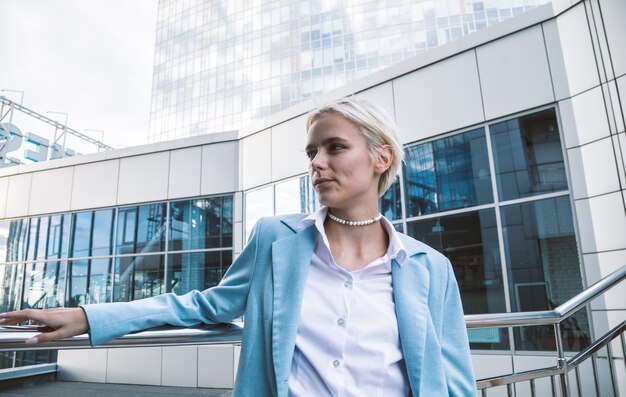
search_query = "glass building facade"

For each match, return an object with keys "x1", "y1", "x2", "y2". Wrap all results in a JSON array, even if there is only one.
[
  {"x1": 148, "y1": 0, "x2": 550, "y2": 142},
  {"x1": 0, "y1": 194, "x2": 233, "y2": 369},
  {"x1": 244, "y1": 106, "x2": 590, "y2": 353}
]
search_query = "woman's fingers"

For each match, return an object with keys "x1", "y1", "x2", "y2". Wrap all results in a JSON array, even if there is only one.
[{"x1": 0, "y1": 308, "x2": 89, "y2": 344}]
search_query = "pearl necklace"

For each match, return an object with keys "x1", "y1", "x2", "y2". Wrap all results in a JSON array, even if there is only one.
[{"x1": 327, "y1": 211, "x2": 383, "y2": 227}]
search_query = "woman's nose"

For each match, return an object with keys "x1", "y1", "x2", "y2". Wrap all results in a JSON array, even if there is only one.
[{"x1": 310, "y1": 151, "x2": 326, "y2": 170}]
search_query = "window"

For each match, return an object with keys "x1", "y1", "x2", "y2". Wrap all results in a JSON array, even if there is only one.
[{"x1": 403, "y1": 128, "x2": 492, "y2": 217}]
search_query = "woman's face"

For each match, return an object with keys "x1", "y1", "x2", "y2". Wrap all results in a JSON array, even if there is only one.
[{"x1": 306, "y1": 113, "x2": 386, "y2": 210}]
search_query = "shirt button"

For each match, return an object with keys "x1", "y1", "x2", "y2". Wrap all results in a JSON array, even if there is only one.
[
  {"x1": 337, "y1": 318, "x2": 345, "y2": 327},
  {"x1": 333, "y1": 359, "x2": 340, "y2": 368},
  {"x1": 343, "y1": 280, "x2": 352, "y2": 288}
]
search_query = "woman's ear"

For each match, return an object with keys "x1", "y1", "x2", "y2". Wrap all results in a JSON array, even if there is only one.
[{"x1": 374, "y1": 145, "x2": 393, "y2": 174}]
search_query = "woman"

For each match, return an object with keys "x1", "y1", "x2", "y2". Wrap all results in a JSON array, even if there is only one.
[{"x1": 0, "y1": 98, "x2": 476, "y2": 396}]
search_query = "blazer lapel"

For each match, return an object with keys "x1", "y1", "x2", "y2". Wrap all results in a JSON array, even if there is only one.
[
  {"x1": 271, "y1": 223, "x2": 316, "y2": 395},
  {"x1": 392, "y1": 254, "x2": 430, "y2": 395}
]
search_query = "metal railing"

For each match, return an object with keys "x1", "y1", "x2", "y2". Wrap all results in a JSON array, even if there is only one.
[{"x1": 1, "y1": 265, "x2": 624, "y2": 396}]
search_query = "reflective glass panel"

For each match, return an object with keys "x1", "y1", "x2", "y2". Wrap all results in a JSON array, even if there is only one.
[
  {"x1": 70, "y1": 212, "x2": 91, "y2": 258},
  {"x1": 500, "y1": 196, "x2": 589, "y2": 351},
  {"x1": 35, "y1": 216, "x2": 49, "y2": 261},
  {"x1": 0, "y1": 263, "x2": 23, "y2": 312},
  {"x1": 47, "y1": 214, "x2": 70, "y2": 259},
  {"x1": 70, "y1": 210, "x2": 114, "y2": 258},
  {"x1": 114, "y1": 255, "x2": 165, "y2": 302},
  {"x1": 4, "y1": 219, "x2": 28, "y2": 262},
  {"x1": 67, "y1": 259, "x2": 88, "y2": 307},
  {"x1": 244, "y1": 186, "x2": 274, "y2": 241},
  {"x1": 117, "y1": 203, "x2": 167, "y2": 255},
  {"x1": 379, "y1": 178, "x2": 402, "y2": 220},
  {"x1": 300, "y1": 175, "x2": 320, "y2": 214},
  {"x1": 168, "y1": 250, "x2": 233, "y2": 294},
  {"x1": 23, "y1": 261, "x2": 65, "y2": 309},
  {"x1": 169, "y1": 196, "x2": 233, "y2": 252},
  {"x1": 403, "y1": 128, "x2": 492, "y2": 217},
  {"x1": 0, "y1": 221, "x2": 8, "y2": 263},
  {"x1": 407, "y1": 209, "x2": 508, "y2": 350},
  {"x1": 92, "y1": 210, "x2": 114, "y2": 257},
  {"x1": 26, "y1": 218, "x2": 38, "y2": 261},
  {"x1": 490, "y1": 109, "x2": 567, "y2": 201},
  {"x1": 275, "y1": 178, "x2": 303, "y2": 215}
]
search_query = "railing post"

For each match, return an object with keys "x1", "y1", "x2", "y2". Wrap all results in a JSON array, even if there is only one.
[{"x1": 554, "y1": 323, "x2": 570, "y2": 397}]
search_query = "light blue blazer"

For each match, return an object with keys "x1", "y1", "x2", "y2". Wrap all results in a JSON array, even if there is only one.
[{"x1": 83, "y1": 214, "x2": 476, "y2": 396}]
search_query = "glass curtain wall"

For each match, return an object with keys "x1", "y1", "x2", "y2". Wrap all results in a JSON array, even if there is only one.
[
  {"x1": 0, "y1": 194, "x2": 233, "y2": 370},
  {"x1": 149, "y1": 0, "x2": 551, "y2": 143},
  {"x1": 243, "y1": 107, "x2": 589, "y2": 353}
]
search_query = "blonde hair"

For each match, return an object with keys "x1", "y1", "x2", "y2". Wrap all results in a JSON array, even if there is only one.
[{"x1": 307, "y1": 97, "x2": 404, "y2": 197}]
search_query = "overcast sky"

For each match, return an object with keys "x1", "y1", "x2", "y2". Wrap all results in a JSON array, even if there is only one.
[{"x1": 0, "y1": 0, "x2": 158, "y2": 152}]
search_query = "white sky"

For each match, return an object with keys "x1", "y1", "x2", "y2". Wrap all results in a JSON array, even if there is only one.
[{"x1": 0, "y1": 0, "x2": 158, "y2": 153}]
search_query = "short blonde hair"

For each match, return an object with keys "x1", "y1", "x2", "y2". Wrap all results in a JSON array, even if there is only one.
[{"x1": 307, "y1": 97, "x2": 404, "y2": 196}]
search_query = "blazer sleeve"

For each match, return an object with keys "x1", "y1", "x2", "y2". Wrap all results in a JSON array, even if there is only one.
[
  {"x1": 441, "y1": 259, "x2": 477, "y2": 396},
  {"x1": 82, "y1": 218, "x2": 265, "y2": 347}
]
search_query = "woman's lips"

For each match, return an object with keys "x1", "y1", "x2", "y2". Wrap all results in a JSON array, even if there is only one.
[{"x1": 313, "y1": 178, "x2": 333, "y2": 188}]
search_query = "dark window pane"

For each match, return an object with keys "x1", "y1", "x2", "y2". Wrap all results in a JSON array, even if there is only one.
[
  {"x1": 15, "y1": 350, "x2": 57, "y2": 368},
  {"x1": 403, "y1": 128, "x2": 492, "y2": 217},
  {"x1": 490, "y1": 109, "x2": 567, "y2": 201},
  {"x1": 169, "y1": 196, "x2": 233, "y2": 251},
  {"x1": 0, "y1": 263, "x2": 24, "y2": 312},
  {"x1": 407, "y1": 209, "x2": 508, "y2": 350},
  {"x1": 379, "y1": 178, "x2": 402, "y2": 220},
  {"x1": 114, "y1": 255, "x2": 165, "y2": 302},
  {"x1": 23, "y1": 261, "x2": 65, "y2": 309},
  {"x1": 71, "y1": 210, "x2": 114, "y2": 258},
  {"x1": 500, "y1": 196, "x2": 590, "y2": 351},
  {"x1": 168, "y1": 250, "x2": 233, "y2": 294},
  {"x1": 26, "y1": 218, "x2": 38, "y2": 261},
  {"x1": 116, "y1": 204, "x2": 166, "y2": 255}
]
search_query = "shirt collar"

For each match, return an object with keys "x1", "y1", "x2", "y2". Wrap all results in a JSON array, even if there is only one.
[{"x1": 298, "y1": 207, "x2": 407, "y2": 265}]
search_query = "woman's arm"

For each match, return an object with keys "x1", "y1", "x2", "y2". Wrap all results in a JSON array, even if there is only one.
[{"x1": 0, "y1": 217, "x2": 265, "y2": 347}]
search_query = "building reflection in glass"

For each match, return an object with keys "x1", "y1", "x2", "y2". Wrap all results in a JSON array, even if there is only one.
[
  {"x1": 501, "y1": 196, "x2": 590, "y2": 351},
  {"x1": 403, "y1": 128, "x2": 492, "y2": 217},
  {"x1": 407, "y1": 209, "x2": 508, "y2": 350}
]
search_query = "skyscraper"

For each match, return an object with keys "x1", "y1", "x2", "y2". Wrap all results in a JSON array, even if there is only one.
[{"x1": 148, "y1": 0, "x2": 550, "y2": 143}]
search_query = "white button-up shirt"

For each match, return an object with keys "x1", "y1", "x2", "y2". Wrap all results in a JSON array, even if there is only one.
[{"x1": 288, "y1": 207, "x2": 410, "y2": 397}]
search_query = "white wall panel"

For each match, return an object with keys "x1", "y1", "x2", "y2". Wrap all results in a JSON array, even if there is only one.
[
  {"x1": 0, "y1": 177, "x2": 8, "y2": 218},
  {"x1": 584, "y1": 249, "x2": 626, "y2": 311},
  {"x1": 4, "y1": 173, "x2": 31, "y2": 218},
  {"x1": 567, "y1": 137, "x2": 620, "y2": 200},
  {"x1": 618, "y1": 74, "x2": 626, "y2": 133},
  {"x1": 477, "y1": 26, "x2": 554, "y2": 120},
  {"x1": 599, "y1": 0, "x2": 626, "y2": 77},
  {"x1": 241, "y1": 129, "x2": 271, "y2": 190},
  {"x1": 201, "y1": 141, "x2": 238, "y2": 195},
  {"x1": 29, "y1": 167, "x2": 73, "y2": 215},
  {"x1": 356, "y1": 82, "x2": 395, "y2": 118},
  {"x1": 545, "y1": 4, "x2": 599, "y2": 99},
  {"x1": 394, "y1": 51, "x2": 484, "y2": 143},
  {"x1": 71, "y1": 160, "x2": 119, "y2": 210},
  {"x1": 559, "y1": 86, "x2": 611, "y2": 148},
  {"x1": 168, "y1": 146, "x2": 201, "y2": 199},
  {"x1": 198, "y1": 345, "x2": 234, "y2": 388},
  {"x1": 161, "y1": 346, "x2": 198, "y2": 387},
  {"x1": 574, "y1": 192, "x2": 626, "y2": 254},
  {"x1": 117, "y1": 152, "x2": 169, "y2": 205},
  {"x1": 471, "y1": 354, "x2": 512, "y2": 397},
  {"x1": 106, "y1": 347, "x2": 162, "y2": 385},
  {"x1": 271, "y1": 115, "x2": 308, "y2": 182},
  {"x1": 57, "y1": 349, "x2": 107, "y2": 383}
]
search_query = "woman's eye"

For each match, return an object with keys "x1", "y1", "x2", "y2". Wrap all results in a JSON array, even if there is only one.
[
  {"x1": 330, "y1": 144, "x2": 343, "y2": 152},
  {"x1": 306, "y1": 151, "x2": 316, "y2": 159}
]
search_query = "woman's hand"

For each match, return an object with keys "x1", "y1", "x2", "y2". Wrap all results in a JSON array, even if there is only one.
[{"x1": 0, "y1": 308, "x2": 89, "y2": 344}]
